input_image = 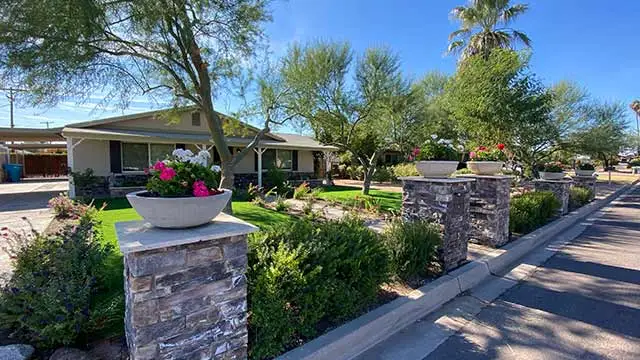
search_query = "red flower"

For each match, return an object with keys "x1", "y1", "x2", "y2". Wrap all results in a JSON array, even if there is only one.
[
  {"x1": 497, "y1": 143, "x2": 505, "y2": 150},
  {"x1": 478, "y1": 146, "x2": 487, "y2": 151}
]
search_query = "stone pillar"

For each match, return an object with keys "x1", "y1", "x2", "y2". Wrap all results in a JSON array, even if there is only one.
[
  {"x1": 116, "y1": 214, "x2": 258, "y2": 360},
  {"x1": 400, "y1": 177, "x2": 474, "y2": 271},
  {"x1": 534, "y1": 179, "x2": 572, "y2": 215},
  {"x1": 459, "y1": 175, "x2": 512, "y2": 247},
  {"x1": 571, "y1": 176, "x2": 597, "y2": 201}
]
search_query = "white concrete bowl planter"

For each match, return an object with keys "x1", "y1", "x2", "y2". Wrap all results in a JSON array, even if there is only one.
[
  {"x1": 575, "y1": 169, "x2": 595, "y2": 177},
  {"x1": 467, "y1": 161, "x2": 504, "y2": 175},
  {"x1": 416, "y1": 161, "x2": 459, "y2": 177},
  {"x1": 126, "y1": 189, "x2": 232, "y2": 228},
  {"x1": 539, "y1": 171, "x2": 566, "y2": 180}
]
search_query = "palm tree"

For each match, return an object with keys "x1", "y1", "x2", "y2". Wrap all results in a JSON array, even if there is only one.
[
  {"x1": 630, "y1": 100, "x2": 640, "y2": 154},
  {"x1": 447, "y1": 0, "x2": 531, "y2": 60}
]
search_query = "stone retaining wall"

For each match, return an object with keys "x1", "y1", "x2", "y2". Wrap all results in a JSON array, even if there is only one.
[
  {"x1": 461, "y1": 175, "x2": 511, "y2": 247},
  {"x1": 571, "y1": 176, "x2": 597, "y2": 201},
  {"x1": 534, "y1": 179, "x2": 572, "y2": 215}
]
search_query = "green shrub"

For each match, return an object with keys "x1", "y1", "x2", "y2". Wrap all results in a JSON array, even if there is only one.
[
  {"x1": 569, "y1": 187, "x2": 593, "y2": 210},
  {"x1": 293, "y1": 182, "x2": 311, "y2": 200},
  {"x1": 0, "y1": 209, "x2": 118, "y2": 348},
  {"x1": 349, "y1": 195, "x2": 381, "y2": 213},
  {"x1": 383, "y1": 219, "x2": 441, "y2": 280},
  {"x1": 345, "y1": 165, "x2": 364, "y2": 180},
  {"x1": 48, "y1": 193, "x2": 86, "y2": 219},
  {"x1": 453, "y1": 167, "x2": 474, "y2": 176},
  {"x1": 509, "y1": 191, "x2": 561, "y2": 234},
  {"x1": 391, "y1": 163, "x2": 419, "y2": 178},
  {"x1": 629, "y1": 158, "x2": 640, "y2": 167},
  {"x1": 266, "y1": 167, "x2": 287, "y2": 192},
  {"x1": 248, "y1": 218, "x2": 390, "y2": 359},
  {"x1": 372, "y1": 167, "x2": 393, "y2": 182}
]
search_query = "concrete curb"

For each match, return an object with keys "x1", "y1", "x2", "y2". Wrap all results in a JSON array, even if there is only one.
[{"x1": 277, "y1": 180, "x2": 638, "y2": 360}]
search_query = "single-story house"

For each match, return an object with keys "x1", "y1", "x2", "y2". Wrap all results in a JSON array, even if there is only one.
[{"x1": 0, "y1": 107, "x2": 337, "y2": 197}]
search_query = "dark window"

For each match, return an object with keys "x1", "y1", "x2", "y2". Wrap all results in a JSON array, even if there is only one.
[{"x1": 191, "y1": 112, "x2": 201, "y2": 126}]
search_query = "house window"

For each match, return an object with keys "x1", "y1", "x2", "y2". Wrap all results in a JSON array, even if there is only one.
[
  {"x1": 122, "y1": 143, "x2": 149, "y2": 172},
  {"x1": 121, "y1": 143, "x2": 176, "y2": 172},
  {"x1": 261, "y1": 149, "x2": 292, "y2": 171},
  {"x1": 150, "y1": 144, "x2": 175, "y2": 163},
  {"x1": 191, "y1": 112, "x2": 201, "y2": 126}
]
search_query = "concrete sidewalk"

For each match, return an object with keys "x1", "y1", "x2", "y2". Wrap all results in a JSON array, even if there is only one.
[{"x1": 357, "y1": 184, "x2": 640, "y2": 360}]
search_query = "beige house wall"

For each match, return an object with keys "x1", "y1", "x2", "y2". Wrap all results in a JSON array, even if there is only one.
[
  {"x1": 298, "y1": 150, "x2": 314, "y2": 173},
  {"x1": 73, "y1": 139, "x2": 110, "y2": 176}
]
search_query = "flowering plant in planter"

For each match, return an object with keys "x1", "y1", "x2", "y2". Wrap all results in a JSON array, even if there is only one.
[
  {"x1": 409, "y1": 135, "x2": 462, "y2": 177},
  {"x1": 410, "y1": 135, "x2": 462, "y2": 161},
  {"x1": 469, "y1": 144, "x2": 507, "y2": 162},
  {"x1": 576, "y1": 161, "x2": 595, "y2": 171},
  {"x1": 541, "y1": 161, "x2": 565, "y2": 173},
  {"x1": 127, "y1": 149, "x2": 230, "y2": 228},
  {"x1": 145, "y1": 149, "x2": 222, "y2": 197}
]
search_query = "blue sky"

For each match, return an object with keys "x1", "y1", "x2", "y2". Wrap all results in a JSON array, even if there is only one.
[{"x1": 1, "y1": 0, "x2": 639, "y2": 130}]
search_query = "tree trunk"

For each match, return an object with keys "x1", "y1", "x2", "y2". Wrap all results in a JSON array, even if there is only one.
[
  {"x1": 220, "y1": 160, "x2": 235, "y2": 214},
  {"x1": 362, "y1": 166, "x2": 376, "y2": 195}
]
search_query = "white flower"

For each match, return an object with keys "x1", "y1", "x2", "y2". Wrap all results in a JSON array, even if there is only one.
[
  {"x1": 172, "y1": 148, "x2": 186, "y2": 158},
  {"x1": 443, "y1": 139, "x2": 453, "y2": 145},
  {"x1": 431, "y1": 134, "x2": 438, "y2": 140},
  {"x1": 197, "y1": 150, "x2": 211, "y2": 159},
  {"x1": 211, "y1": 165, "x2": 222, "y2": 173},
  {"x1": 438, "y1": 139, "x2": 446, "y2": 145}
]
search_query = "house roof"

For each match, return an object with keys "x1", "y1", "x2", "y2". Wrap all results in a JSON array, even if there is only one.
[
  {"x1": 0, "y1": 127, "x2": 65, "y2": 142},
  {"x1": 61, "y1": 127, "x2": 338, "y2": 151}
]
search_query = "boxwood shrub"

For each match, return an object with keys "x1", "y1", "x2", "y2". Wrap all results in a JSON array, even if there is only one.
[
  {"x1": 510, "y1": 191, "x2": 561, "y2": 234},
  {"x1": 247, "y1": 217, "x2": 390, "y2": 359}
]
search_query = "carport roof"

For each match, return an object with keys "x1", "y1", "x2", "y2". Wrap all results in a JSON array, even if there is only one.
[{"x1": 0, "y1": 127, "x2": 64, "y2": 142}]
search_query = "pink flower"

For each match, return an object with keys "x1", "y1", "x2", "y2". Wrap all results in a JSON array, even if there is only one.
[
  {"x1": 408, "y1": 155, "x2": 414, "y2": 161},
  {"x1": 159, "y1": 167, "x2": 176, "y2": 181},
  {"x1": 152, "y1": 161, "x2": 166, "y2": 171},
  {"x1": 192, "y1": 180, "x2": 210, "y2": 197},
  {"x1": 412, "y1": 147, "x2": 421, "y2": 156},
  {"x1": 469, "y1": 151, "x2": 477, "y2": 159}
]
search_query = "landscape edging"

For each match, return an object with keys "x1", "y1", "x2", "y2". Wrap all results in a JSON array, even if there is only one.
[{"x1": 277, "y1": 180, "x2": 637, "y2": 360}]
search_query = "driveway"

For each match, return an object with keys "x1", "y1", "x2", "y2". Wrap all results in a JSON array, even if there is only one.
[{"x1": 0, "y1": 180, "x2": 68, "y2": 283}]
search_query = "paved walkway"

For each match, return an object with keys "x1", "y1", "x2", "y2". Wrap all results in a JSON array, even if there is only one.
[
  {"x1": 0, "y1": 181, "x2": 68, "y2": 283},
  {"x1": 358, "y1": 183, "x2": 640, "y2": 359}
]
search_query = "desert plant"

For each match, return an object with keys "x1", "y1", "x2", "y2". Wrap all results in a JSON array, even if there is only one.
[
  {"x1": 293, "y1": 182, "x2": 311, "y2": 200},
  {"x1": 383, "y1": 219, "x2": 441, "y2": 280},
  {"x1": 0, "y1": 208, "x2": 117, "y2": 348},
  {"x1": 510, "y1": 191, "x2": 561, "y2": 234},
  {"x1": 48, "y1": 193, "x2": 84, "y2": 219},
  {"x1": 274, "y1": 196, "x2": 289, "y2": 212},
  {"x1": 391, "y1": 163, "x2": 419, "y2": 178},
  {"x1": 569, "y1": 187, "x2": 593, "y2": 210}
]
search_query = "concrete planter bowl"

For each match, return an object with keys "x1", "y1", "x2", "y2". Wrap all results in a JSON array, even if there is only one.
[
  {"x1": 467, "y1": 161, "x2": 504, "y2": 175},
  {"x1": 575, "y1": 169, "x2": 595, "y2": 177},
  {"x1": 539, "y1": 171, "x2": 566, "y2": 180},
  {"x1": 126, "y1": 189, "x2": 232, "y2": 228},
  {"x1": 416, "y1": 161, "x2": 459, "y2": 177}
]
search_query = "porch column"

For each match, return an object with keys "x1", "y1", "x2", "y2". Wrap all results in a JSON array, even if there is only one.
[
  {"x1": 323, "y1": 151, "x2": 335, "y2": 185},
  {"x1": 66, "y1": 138, "x2": 85, "y2": 199},
  {"x1": 67, "y1": 138, "x2": 75, "y2": 198},
  {"x1": 254, "y1": 147, "x2": 266, "y2": 187}
]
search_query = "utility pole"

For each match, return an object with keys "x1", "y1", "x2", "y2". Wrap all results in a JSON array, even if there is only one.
[
  {"x1": 8, "y1": 88, "x2": 14, "y2": 128},
  {"x1": 40, "y1": 121, "x2": 54, "y2": 129}
]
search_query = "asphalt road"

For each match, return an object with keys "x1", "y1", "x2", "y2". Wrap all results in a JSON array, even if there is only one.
[{"x1": 424, "y1": 185, "x2": 640, "y2": 360}]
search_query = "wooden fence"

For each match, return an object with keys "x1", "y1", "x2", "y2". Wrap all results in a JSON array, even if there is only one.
[{"x1": 24, "y1": 154, "x2": 67, "y2": 177}]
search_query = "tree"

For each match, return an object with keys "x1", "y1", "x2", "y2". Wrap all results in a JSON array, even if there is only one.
[
  {"x1": 630, "y1": 100, "x2": 640, "y2": 154},
  {"x1": 0, "y1": 0, "x2": 277, "y2": 201},
  {"x1": 442, "y1": 49, "x2": 555, "y2": 175},
  {"x1": 572, "y1": 102, "x2": 628, "y2": 169},
  {"x1": 448, "y1": 0, "x2": 531, "y2": 60},
  {"x1": 282, "y1": 41, "x2": 412, "y2": 194}
]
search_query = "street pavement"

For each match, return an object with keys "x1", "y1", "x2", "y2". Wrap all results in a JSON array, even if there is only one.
[{"x1": 359, "y1": 184, "x2": 640, "y2": 360}]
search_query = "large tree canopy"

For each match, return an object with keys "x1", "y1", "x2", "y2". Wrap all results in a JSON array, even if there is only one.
[
  {"x1": 0, "y1": 0, "x2": 275, "y2": 195},
  {"x1": 571, "y1": 102, "x2": 628, "y2": 168},
  {"x1": 282, "y1": 41, "x2": 414, "y2": 194}
]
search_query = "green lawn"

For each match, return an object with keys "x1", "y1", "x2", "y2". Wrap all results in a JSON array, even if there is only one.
[{"x1": 317, "y1": 185, "x2": 402, "y2": 212}]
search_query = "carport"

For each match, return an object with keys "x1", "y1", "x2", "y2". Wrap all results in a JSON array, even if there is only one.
[{"x1": 0, "y1": 127, "x2": 67, "y2": 181}]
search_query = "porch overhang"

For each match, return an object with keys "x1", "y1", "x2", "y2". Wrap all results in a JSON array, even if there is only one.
[
  {"x1": 0, "y1": 127, "x2": 64, "y2": 142},
  {"x1": 61, "y1": 127, "x2": 339, "y2": 152}
]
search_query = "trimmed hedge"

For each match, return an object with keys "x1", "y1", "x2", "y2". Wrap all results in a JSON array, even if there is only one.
[
  {"x1": 510, "y1": 191, "x2": 561, "y2": 234},
  {"x1": 247, "y1": 217, "x2": 390, "y2": 359}
]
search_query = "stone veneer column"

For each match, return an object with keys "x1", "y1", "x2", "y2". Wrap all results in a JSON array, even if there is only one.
[
  {"x1": 400, "y1": 177, "x2": 474, "y2": 271},
  {"x1": 116, "y1": 214, "x2": 258, "y2": 360},
  {"x1": 534, "y1": 179, "x2": 572, "y2": 215},
  {"x1": 571, "y1": 176, "x2": 597, "y2": 201},
  {"x1": 459, "y1": 175, "x2": 512, "y2": 247}
]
